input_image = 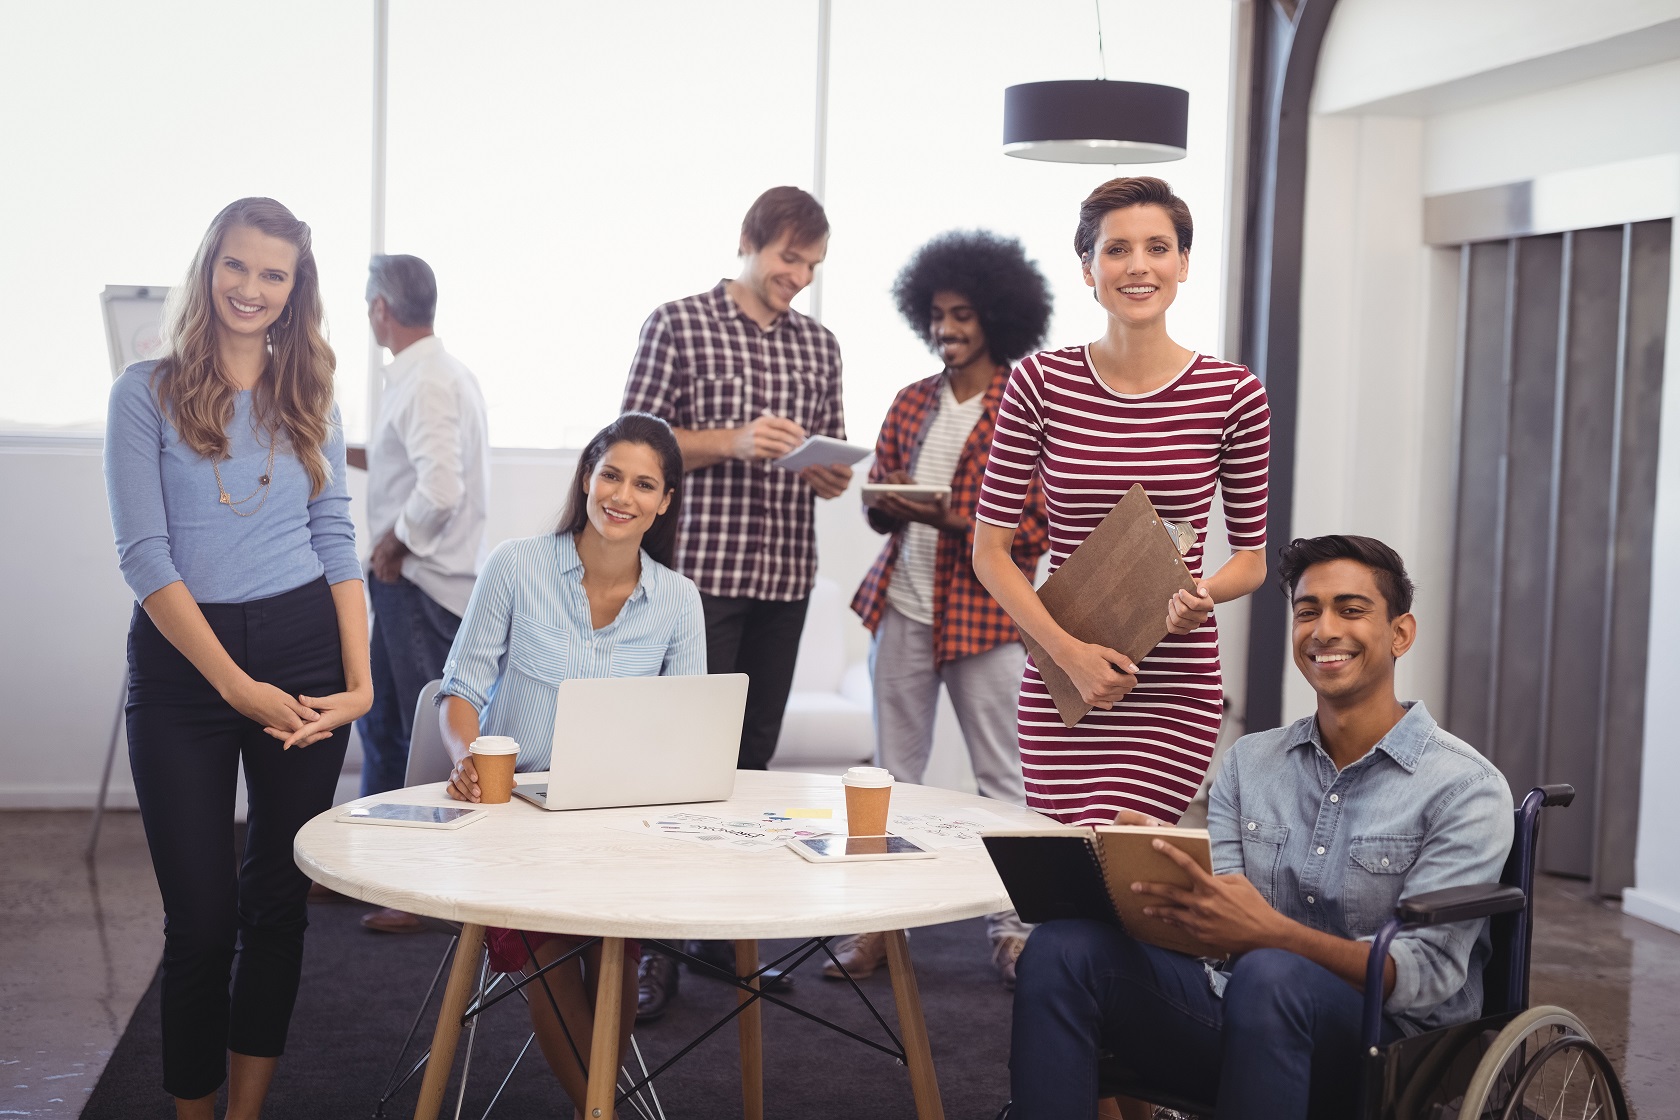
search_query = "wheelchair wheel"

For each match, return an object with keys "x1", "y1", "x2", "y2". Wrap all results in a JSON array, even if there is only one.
[{"x1": 1455, "y1": 1006, "x2": 1629, "y2": 1120}]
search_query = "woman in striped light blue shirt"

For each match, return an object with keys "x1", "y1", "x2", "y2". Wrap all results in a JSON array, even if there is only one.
[{"x1": 437, "y1": 412, "x2": 703, "y2": 1114}]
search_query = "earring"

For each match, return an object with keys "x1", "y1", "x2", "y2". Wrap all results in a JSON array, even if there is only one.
[{"x1": 278, "y1": 304, "x2": 294, "y2": 329}]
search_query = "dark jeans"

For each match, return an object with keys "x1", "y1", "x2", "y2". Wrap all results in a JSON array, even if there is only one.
[
  {"x1": 699, "y1": 593, "x2": 809, "y2": 770},
  {"x1": 358, "y1": 575, "x2": 462, "y2": 796},
  {"x1": 1010, "y1": 920, "x2": 1403, "y2": 1120},
  {"x1": 126, "y1": 577, "x2": 351, "y2": 1100}
]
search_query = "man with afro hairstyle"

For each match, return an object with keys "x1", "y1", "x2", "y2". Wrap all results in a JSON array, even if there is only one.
[{"x1": 837, "y1": 231, "x2": 1053, "y2": 987}]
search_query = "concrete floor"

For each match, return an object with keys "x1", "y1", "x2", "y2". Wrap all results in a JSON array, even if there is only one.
[{"x1": 2, "y1": 809, "x2": 1677, "y2": 1117}]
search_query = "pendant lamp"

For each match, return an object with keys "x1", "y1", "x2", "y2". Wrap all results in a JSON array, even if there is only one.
[
  {"x1": 1002, "y1": 1, "x2": 1188, "y2": 165},
  {"x1": 1002, "y1": 79, "x2": 1188, "y2": 164}
]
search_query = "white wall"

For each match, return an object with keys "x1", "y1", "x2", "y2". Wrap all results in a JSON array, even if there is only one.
[{"x1": 1303, "y1": 4, "x2": 1680, "y2": 929}]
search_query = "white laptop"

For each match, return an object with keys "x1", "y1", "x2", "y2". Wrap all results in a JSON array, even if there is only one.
[{"x1": 513, "y1": 673, "x2": 749, "y2": 811}]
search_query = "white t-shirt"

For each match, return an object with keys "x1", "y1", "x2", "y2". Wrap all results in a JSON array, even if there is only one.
[{"x1": 885, "y1": 381, "x2": 985, "y2": 625}]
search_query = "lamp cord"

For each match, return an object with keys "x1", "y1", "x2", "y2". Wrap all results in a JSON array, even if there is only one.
[{"x1": 1094, "y1": 0, "x2": 1108, "y2": 80}]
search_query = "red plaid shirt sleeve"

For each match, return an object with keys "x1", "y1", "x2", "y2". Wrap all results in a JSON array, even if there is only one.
[{"x1": 851, "y1": 371, "x2": 1048, "y2": 666}]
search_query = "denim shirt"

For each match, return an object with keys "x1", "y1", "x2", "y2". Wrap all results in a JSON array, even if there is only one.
[{"x1": 1208, "y1": 702, "x2": 1514, "y2": 1036}]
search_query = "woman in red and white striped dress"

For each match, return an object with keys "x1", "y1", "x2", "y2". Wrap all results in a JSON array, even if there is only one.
[{"x1": 973, "y1": 177, "x2": 1270, "y2": 826}]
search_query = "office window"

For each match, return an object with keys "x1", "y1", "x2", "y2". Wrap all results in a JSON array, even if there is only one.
[
  {"x1": 822, "y1": 0, "x2": 1237, "y2": 440},
  {"x1": 384, "y1": 2, "x2": 818, "y2": 449},
  {"x1": 0, "y1": 2, "x2": 374, "y2": 435}
]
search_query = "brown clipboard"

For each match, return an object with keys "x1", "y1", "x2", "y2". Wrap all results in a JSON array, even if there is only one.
[{"x1": 1019, "y1": 484, "x2": 1198, "y2": 727}]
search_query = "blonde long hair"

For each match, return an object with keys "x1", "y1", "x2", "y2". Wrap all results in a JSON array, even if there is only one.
[{"x1": 155, "y1": 197, "x2": 337, "y2": 497}]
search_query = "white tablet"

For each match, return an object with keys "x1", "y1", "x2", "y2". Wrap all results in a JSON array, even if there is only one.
[
  {"x1": 772, "y1": 435, "x2": 871, "y2": 472},
  {"x1": 789, "y1": 835, "x2": 936, "y2": 862},
  {"x1": 338, "y1": 802, "x2": 487, "y2": 830},
  {"x1": 861, "y1": 483, "x2": 951, "y2": 508}
]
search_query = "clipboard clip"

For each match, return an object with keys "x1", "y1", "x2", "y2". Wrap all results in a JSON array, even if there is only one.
[{"x1": 1155, "y1": 519, "x2": 1196, "y2": 556}]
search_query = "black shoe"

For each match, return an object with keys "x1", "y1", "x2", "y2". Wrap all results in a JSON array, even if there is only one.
[
  {"x1": 636, "y1": 951, "x2": 679, "y2": 1022},
  {"x1": 683, "y1": 939, "x2": 794, "y2": 992}
]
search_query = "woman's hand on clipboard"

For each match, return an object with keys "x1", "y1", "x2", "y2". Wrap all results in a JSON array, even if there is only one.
[{"x1": 1055, "y1": 639, "x2": 1138, "y2": 710}]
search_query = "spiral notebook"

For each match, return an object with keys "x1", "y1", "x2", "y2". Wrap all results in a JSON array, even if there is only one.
[{"x1": 981, "y1": 824, "x2": 1219, "y2": 957}]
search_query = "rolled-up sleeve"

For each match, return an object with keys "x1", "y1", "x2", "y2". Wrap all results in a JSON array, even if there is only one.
[
  {"x1": 393, "y1": 376, "x2": 467, "y2": 558},
  {"x1": 1382, "y1": 773, "x2": 1515, "y2": 1016},
  {"x1": 307, "y1": 407, "x2": 361, "y2": 584},
  {"x1": 105, "y1": 367, "x2": 182, "y2": 602},
  {"x1": 439, "y1": 540, "x2": 519, "y2": 713},
  {"x1": 1207, "y1": 744, "x2": 1245, "y2": 876}
]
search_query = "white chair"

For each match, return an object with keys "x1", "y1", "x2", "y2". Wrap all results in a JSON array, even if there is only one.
[{"x1": 405, "y1": 679, "x2": 452, "y2": 787}]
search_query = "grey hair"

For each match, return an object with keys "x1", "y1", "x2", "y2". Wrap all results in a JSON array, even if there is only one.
[{"x1": 366, "y1": 254, "x2": 437, "y2": 327}]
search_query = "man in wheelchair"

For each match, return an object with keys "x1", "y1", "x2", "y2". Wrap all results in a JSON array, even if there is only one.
[{"x1": 1010, "y1": 535, "x2": 1515, "y2": 1120}]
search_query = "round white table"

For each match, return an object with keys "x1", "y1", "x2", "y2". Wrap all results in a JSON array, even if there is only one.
[{"x1": 294, "y1": 769, "x2": 1046, "y2": 1120}]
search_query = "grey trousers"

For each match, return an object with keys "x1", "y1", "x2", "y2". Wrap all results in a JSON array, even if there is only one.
[{"x1": 869, "y1": 605, "x2": 1030, "y2": 941}]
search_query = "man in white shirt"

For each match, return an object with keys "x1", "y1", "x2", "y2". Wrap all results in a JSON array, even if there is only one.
[{"x1": 354, "y1": 255, "x2": 490, "y2": 931}]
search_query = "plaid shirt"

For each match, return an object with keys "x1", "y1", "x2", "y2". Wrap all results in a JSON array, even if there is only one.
[
  {"x1": 851, "y1": 368, "x2": 1048, "y2": 666},
  {"x1": 623, "y1": 281, "x2": 845, "y2": 602}
]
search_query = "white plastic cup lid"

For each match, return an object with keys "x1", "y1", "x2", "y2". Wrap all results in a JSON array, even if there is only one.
[
  {"x1": 469, "y1": 736, "x2": 520, "y2": 757},
  {"x1": 842, "y1": 766, "x2": 894, "y2": 788}
]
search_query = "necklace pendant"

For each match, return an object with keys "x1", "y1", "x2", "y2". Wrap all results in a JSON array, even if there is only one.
[
  {"x1": 219, "y1": 493, "x2": 230, "y2": 504},
  {"x1": 258, "y1": 475, "x2": 270, "y2": 486}
]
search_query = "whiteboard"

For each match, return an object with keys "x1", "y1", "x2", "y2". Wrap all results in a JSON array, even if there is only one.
[{"x1": 100, "y1": 285, "x2": 170, "y2": 378}]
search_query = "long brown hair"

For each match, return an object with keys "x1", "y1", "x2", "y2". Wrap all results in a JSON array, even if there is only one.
[
  {"x1": 556, "y1": 413, "x2": 684, "y2": 570},
  {"x1": 155, "y1": 197, "x2": 337, "y2": 496}
]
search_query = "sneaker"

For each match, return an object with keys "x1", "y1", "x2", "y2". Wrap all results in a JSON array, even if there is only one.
[
  {"x1": 991, "y1": 934, "x2": 1027, "y2": 990},
  {"x1": 636, "y1": 951, "x2": 680, "y2": 1022},
  {"x1": 822, "y1": 931, "x2": 889, "y2": 980}
]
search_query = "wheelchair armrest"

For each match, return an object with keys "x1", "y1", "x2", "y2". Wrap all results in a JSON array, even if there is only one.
[
  {"x1": 1394, "y1": 883, "x2": 1526, "y2": 926},
  {"x1": 1537, "y1": 784, "x2": 1575, "y2": 807}
]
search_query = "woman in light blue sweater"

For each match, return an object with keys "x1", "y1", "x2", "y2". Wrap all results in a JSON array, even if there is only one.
[{"x1": 104, "y1": 197, "x2": 371, "y2": 1120}]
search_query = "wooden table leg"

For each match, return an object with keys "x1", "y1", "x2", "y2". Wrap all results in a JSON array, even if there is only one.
[
  {"x1": 884, "y1": 929, "x2": 945, "y2": 1120},
  {"x1": 413, "y1": 922, "x2": 485, "y2": 1120},
  {"x1": 584, "y1": 936, "x2": 626, "y2": 1120},
  {"x1": 735, "y1": 938, "x2": 764, "y2": 1120}
]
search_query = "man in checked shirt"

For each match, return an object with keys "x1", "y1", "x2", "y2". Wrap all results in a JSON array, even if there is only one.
[{"x1": 621, "y1": 186, "x2": 851, "y2": 1019}]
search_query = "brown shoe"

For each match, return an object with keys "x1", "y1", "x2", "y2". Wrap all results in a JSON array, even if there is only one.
[
  {"x1": 992, "y1": 934, "x2": 1027, "y2": 990},
  {"x1": 823, "y1": 931, "x2": 889, "y2": 980},
  {"x1": 361, "y1": 907, "x2": 426, "y2": 934}
]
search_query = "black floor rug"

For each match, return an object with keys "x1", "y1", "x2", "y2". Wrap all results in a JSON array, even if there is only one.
[{"x1": 83, "y1": 895, "x2": 1015, "y2": 1118}]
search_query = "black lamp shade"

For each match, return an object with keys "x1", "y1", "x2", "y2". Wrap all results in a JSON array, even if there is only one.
[{"x1": 1003, "y1": 80, "x2": 1188, "y2": 164}]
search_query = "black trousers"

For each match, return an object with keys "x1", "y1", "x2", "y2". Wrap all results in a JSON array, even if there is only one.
[
  {"x1": 699, "y1": 593, "x2": 809, "y2": 770},
  {"x1": 126, "y1": 577, "x2": 350, "y2": 1099}
]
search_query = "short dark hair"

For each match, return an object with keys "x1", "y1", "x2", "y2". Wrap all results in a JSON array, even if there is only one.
[
  {"x1": 1074, "y1": 176, "x2": 1193, "y2": 261},
  {"x1": 740, "y1": 186, "x2": 829, "y2": 253},
  {"x1": 366, "y1": 254, "x2": 437, "y2": 327},
  {"x1": 1277, "y1": 535, "x2": 1415, "y2": 618},
  {"x1": 556, "y1": 413, "x2": 684, "y2": 570},
  {"x1": 891, "y1": 230, "x2": 1053, "y2": 366}
]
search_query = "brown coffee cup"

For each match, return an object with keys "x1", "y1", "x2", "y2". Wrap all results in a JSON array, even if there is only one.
[
  {"x1": 842, "y1": 766, "x2": 894, "y2": 836},
  {"x1": 469, "y1": 736, "x2": 519, "y2": 804}
]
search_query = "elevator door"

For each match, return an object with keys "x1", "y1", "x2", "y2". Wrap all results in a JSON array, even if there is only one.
[{"x1": 1445, "y1": 219, "x2": 1670, "y2": 893}]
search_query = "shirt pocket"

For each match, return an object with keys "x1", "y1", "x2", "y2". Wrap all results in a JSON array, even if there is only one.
[
  {"x1": 1239, "y1": 819, "x2": 1289, "y2": 905},
  {"x1": 1345, "y1": 833, "x2": 1424, "y2": 934},
  {"x1": 609, "y1": 641, "x2": 665, "y2": 677},
  {"x1": 691, "y1": 359, "x2": 746, "y2": 428},
  {"x1": 506, "y1": 615, "x2": 570, "y2": 686}
]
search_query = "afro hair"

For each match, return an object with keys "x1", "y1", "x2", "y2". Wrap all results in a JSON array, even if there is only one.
[{"x1": 892, "y1": 230, "x2": 1053, "y2": 366}]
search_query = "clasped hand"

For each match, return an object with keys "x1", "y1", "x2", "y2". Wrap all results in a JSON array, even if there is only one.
[
  {"x1": 227, "y1": 677, "x2": 373, "y2": 750},
  {"x1": 1166, "y1": 583, "x2": 1215, "y2": 635}
]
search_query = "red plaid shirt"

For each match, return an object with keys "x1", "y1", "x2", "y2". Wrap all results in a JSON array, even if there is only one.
[{"x1": 851, "y1": 368, "x2": 1048, "y2": 667}]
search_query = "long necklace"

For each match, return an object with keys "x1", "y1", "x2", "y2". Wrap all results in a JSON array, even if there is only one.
[{"x1": 212, "y1": 436, "x2": 277, "y2": 517}]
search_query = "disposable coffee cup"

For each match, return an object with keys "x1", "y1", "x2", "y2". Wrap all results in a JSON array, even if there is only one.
[
  {"x1": 469, "y1": 736, "x2": 520, "y2": 804},
  {"x1": 842, "y1": 766, "x2": 894, "y2": 836}
]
